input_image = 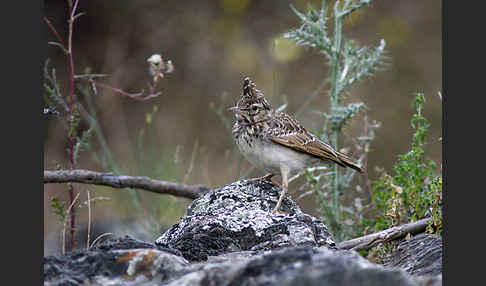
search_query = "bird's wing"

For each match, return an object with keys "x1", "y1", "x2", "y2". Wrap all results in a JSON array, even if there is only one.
[
  {"x1": 268, "y1": 112, "x2": 346, "y2": 167},
  {"x1": 270, "y1": 132, "x2": 347, "y2": 167}
]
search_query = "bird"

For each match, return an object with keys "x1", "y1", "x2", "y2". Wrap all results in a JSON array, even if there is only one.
[{"x1": 228, "y1": 77, "x2": 363, "y2": 213}]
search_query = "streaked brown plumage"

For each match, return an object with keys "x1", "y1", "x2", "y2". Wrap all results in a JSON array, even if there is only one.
[{"x1": 229, "y1": 77, "x2": 363, "y2": 212}]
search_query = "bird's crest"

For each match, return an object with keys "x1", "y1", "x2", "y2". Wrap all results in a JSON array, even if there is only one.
[{"x1": 239, "y1": 76, "x2": 271, "y2": 110}]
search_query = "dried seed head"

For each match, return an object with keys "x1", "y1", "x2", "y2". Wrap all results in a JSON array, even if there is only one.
[{"x1": 147, "y1": 54, "x2": 162, "y2": 66}]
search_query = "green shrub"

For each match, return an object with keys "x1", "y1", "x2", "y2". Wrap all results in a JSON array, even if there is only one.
[{"x1": 365, "y1": 93, "x2": 442, "y2": 235}]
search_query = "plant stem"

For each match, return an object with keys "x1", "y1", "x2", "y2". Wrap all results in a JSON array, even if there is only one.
[
  {"x1": 330, "y1": 1, "x2": 343, "y2": 105},
  {"x1": 66, "y1": 0, "x2": 80, "y2": 252},
  {"x1": 330, "y1": 0, "x2": 344, "y2": 224},
  {"x1": 43, "y1": 17, "x2": 66, "y2": 47}
]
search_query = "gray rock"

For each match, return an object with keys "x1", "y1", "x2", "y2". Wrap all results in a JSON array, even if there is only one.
[
  {"x1": 44, "y1": 237, "x2": 439, "y2": 286},
  {"x1": 164, "y1": 246, "x2": 439, "y2": 286},
  {"x1": 44, "y1": 180, "x2": 442, "y2": 286},
  {"x1": 44, "y1": 236, "x2": 187, "y2": 286},
  {"x1": 155, "y1": 179, "x2": 336, "y2": 261},
  {"x1": 385, "y1": 233, "x2": 442, "y2": 276}
]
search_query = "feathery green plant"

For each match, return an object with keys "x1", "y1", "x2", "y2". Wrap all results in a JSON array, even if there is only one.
[
  {"x1": 285, "y1": 0, "x2": 387, "y2": 241},
  {"x1": 365, "y1": 93, "x2": 442, "y2": 235}
]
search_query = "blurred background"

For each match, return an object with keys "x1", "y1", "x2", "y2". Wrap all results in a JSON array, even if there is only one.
[{"x1": 43, "y1": 0, "x2": 441, "y2": 254}]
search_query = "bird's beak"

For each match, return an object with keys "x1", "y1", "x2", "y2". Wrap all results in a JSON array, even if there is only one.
[{"x1": 227, "y1": 106, "x2": 241, "y2": 113}]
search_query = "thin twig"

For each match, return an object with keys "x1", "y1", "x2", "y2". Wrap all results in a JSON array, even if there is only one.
[
  {"x1": 48, "y1": 42, "x2": 69, "y2": 54},
  {"x1": 44, "y1": 16, "x2": 66, "y2": 48},
  {"x1": 70, "y1": 0, "x2": 80, "y2": 18},
  {"x1": 65, "y1": 0, "x2": 81, "y2": 252},
  {"x1": 91, "y1": 81, "x2": 161, "y2": 101},
  {"x1": 74, "y1": 74, "x2": 108, "y2": 79},
  {"x1": 296, "y1": 189, "x2": 314, "y2": 200},
  {"x1": 338, "y1": 217, "x2": 430, "y2": 251},
  {"x1": 44, "y1": 169, "x2": 211, "y2": 199},
  {"x1": 73, "y1": 12, "x2": 86, "y2": 22},
  {"x1": 289, "y1": 166, "x2": 330, "y2": 183},
  {"x1": 62, "y1": 192, "x2": 80, "y2": 255},
  {"x1": 357, "y1": 116, "x2": 373, "y2": 199},
  {"x1": 183, "y1": 140, "x2": 199, "y2": 184},
  {"x1": 86, "y1": 190, "x2": 91, "y2": 249},
  {"x1": 45, "y1": 6, "x2": 79, "y2": 252},
  {"x1": 89, "y1": 233, "x2": 113, "y2": 249}
]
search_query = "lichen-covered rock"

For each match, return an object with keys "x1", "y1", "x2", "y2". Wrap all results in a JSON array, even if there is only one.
[
  {"x1": 385, "y1": 233, "x2": 442, "y2": 276},
  {"x1": 155, "y1": 179, "x2": 336, "y2": 261},
  {"x1": 156, "y1": 245, "x2": 440, "y2": 286},
  {"x1": 44, "y1": 237, "x2": 441, "y2": 286},
  {"x1": 44, "y1": 180, "x2": 442, "y2": 286},
  {"x1": 44, "y1": 236, "x2": 188, "y2": 286}
]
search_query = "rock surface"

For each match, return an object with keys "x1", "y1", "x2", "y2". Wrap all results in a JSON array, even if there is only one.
[
  {"x1": 44, "y1": 236, "x2": 188, "y2": 286},
  {"x1": 155, "y1": 179, "x2": 336, "y2": 261},
  {"x1": 385, "y1": 233, "x2": 442, "y2": 276},
  {"x1": 44, "y1": 179, "x2": 442, "y2": 286}
]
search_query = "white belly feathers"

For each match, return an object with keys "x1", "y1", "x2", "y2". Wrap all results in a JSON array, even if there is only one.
[{"x1": 236, "y1": 134, "x2": 317, "y2": 174}]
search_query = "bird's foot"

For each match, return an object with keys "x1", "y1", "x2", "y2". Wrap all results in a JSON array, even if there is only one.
[
  {"x1": 272, "y1": 190, "x2": 288, "y2": 213},
  {"x1": 271, "y1": 206, "x2": 285, "y2": 214},
  {"x1": 247, "y1": 173, "x2": 282, "y2": 188}
]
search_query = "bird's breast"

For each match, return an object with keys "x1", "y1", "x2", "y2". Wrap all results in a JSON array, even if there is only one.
[{"x1": 235, "y1": 131, "x2": 317, "y2": 174}]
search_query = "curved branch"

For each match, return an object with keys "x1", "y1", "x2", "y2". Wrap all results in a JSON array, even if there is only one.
[
  {"x1": 44, "y1": 169, "x2": 210, "y2": 200},
  {"x1": 338, "y1": 217, "x2": 430, "y2": 251}
]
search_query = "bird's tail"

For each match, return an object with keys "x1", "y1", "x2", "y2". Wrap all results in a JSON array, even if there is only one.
[{"x1": 336, "y1": 152, "x2": 364, "y2": 173}]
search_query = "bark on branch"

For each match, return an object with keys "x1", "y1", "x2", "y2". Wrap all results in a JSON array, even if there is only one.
[
  {"x1": 338, "y1": 217, "x2": 430, "y2": 251},
  {"x1": 44, "y1": 169, "x2": 211, "y2": 200}
]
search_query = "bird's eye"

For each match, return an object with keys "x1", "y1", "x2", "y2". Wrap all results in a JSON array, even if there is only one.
[{"x1": 252, "y1": 106, "x2": 258, "y2": 111}]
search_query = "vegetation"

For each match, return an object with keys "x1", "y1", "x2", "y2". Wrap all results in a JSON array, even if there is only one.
[
  {"x1": 284, "y1": 0, "x2": 387, "y2": 241},
  {"x1": 284, "y1": 0, "x2": 441, "y2": 243},
  {"x1": 361, "y1": 93, "x2": 442, "y2": 236},
  {"x1": 44, "y1": 0, "x2": 180, "y2": 252},
  {"x1": 44, "y1": 0, "x2": 441, "y2": 255}
]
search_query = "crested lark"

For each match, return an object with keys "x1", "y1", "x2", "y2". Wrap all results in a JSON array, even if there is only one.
[{"x1": 229, "y1": 77, "x2": 363, "y2": 213}]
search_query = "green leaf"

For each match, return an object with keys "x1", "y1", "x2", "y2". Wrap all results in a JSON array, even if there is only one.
[{"x1": 50, "y1": 197, "x2": 66, "y2": 222}]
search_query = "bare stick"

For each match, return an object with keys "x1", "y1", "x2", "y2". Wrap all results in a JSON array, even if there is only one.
[
  {"x1": 86, "y1": 190, "x2": 91, "y2": 249},
  {"x1": 91, "y1": 81, "x2": 160, "y2": 101},
  {"x1": 44, "y1": 169, "x2": 210, "y2": 200},
  {"x1": 66, "y1": 0, "x2": 80, "y2": 252},
  {"x1": 44, "y1": 16, "x2": 66, "y2": 48},
  {"x1": 62, "y1": 192, "x2": 80, "y2": 255},
  {"x1": 89, "y1": 233, "x2": 113, "y2": 249},
  {"x1": 338, "y1": 217, "x2": 430, "y2": 251}
]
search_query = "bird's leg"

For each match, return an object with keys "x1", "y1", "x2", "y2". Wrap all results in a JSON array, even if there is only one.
[
  {"x1": 273, "y1": 166, "x2": 290, "y2": 213},
  {"x1": 269, "y1": 178, "x2": 283, "y2": 189},
  {"x1": 256, "y1": 173, "x2": 283, "y2": 188}
]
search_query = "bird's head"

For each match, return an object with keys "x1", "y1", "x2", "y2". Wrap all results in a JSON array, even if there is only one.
[{"x1": 228, "y1": 77, "x2": 272, "y2": 124}]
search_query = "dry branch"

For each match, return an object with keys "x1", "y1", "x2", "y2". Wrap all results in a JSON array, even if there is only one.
[
  {"x1": 338, "y1": 217, "x2": 430, "y2": 251},
  {"x1": 44, "y1": 169, "x2": 210, "y2": 200}
]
